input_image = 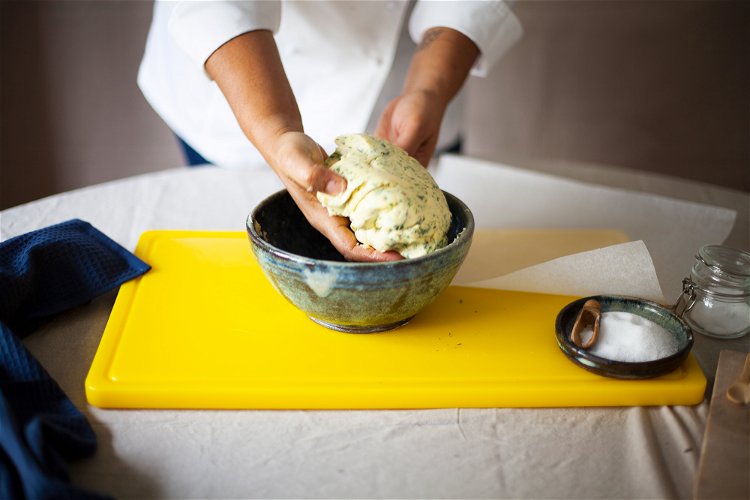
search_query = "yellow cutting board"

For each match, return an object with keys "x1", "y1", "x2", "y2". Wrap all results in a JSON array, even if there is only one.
[{"x1": 85, "y1": 230, "x2": 706, "y2": 409}]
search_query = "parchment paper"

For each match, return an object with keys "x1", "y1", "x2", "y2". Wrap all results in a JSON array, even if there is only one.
[
  {"x1": 434, "y1": 155, "x2": 737, "y2": 302},
  {"x1": 454, "y1": 238, "x2": 665, "y2": 302}
]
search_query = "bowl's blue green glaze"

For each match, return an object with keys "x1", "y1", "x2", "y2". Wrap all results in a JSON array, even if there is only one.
[
  {"x1": 247, "y1": 189, "x2": 474, "y2": 333},
  {"x1": 555, "y1": 295, "x2": 694, "y2": 379}
]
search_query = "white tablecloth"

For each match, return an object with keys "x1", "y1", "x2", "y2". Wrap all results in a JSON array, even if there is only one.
[{"x1": 2, "y1": 156, "x2": 748, "y2": 499}]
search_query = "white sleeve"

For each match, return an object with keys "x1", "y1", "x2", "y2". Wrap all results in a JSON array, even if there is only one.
[
  {"x1": 409, "y1": 0, "x2": 523, "y2": 77},
  {"x1": 167, "y1": 0, "x2": 281, "y2": 71}
]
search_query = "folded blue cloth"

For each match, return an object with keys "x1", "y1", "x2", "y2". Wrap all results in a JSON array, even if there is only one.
[{"x1": 0, "y1": 219, "x2": 150, "y2": 499}]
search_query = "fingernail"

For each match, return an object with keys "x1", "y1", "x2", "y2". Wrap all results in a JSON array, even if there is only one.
[{"x1": 326, "y1": 178, "x2": 345, "y2": 194}]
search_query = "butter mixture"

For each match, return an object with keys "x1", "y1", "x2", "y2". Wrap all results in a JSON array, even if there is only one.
[{"x1": 317, "y1": 134, "x2": 451, "y2": 258}]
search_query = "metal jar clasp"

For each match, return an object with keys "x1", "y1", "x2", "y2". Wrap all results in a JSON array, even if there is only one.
[{"x1": 673, "y1": 277, "x2": 697, "y2": 317}]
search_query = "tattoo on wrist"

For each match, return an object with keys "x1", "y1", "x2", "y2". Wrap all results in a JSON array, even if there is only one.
[{"x1": 417, "y1": 28, "x2": 444, "y2": 52}]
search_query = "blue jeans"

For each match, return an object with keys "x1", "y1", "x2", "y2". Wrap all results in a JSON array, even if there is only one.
[{"x1": 176, "y1": 136, "x2": 210, "y2": 166}]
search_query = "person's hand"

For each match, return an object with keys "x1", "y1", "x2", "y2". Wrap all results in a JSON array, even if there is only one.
[
  {"x1": 375, "y1": 90, "x2": 446, "y2": 167},
  {"x1": 205, "y1": 31, "x2": 400, "y2": 262},
  {"x1": 376, "y1": 27, "x2": 480, "y2": 167},
  {"x1": 268, "y1": 131, "x2": 402, "y2": 262}
]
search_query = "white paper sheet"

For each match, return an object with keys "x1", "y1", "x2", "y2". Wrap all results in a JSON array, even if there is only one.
[
  {"x1": 454, "y1": 239, "x2": 665, "y2": 302},
  {"x1": 433, "y1": 155, "x2": 737, "y2": 302}
]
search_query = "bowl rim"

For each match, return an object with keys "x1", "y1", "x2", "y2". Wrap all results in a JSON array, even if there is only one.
[
  {"x1": 554, "y1": 294, "x2": 694, "y2": 379},
  {"x1": 246, "y1": 188, "x2": 474, "y2": 267}
]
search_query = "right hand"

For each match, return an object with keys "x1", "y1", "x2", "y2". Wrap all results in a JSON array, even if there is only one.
[
  {"x1": 204, "y1": 31, "x2": 400, "y2": 262},
  {"x1": 268, "y1": 131, "x2": 402, "y2": 262}
]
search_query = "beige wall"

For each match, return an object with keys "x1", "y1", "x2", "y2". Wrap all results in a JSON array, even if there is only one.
[
  {"x1": 465, "y1": 0, "x2": 750, "y2": 190},
  {"x1": 1, "y1": 1, "x2": 748, "y2": 211},
  {"x1": 1, "y1": 0, "x2": 182, "y2": 210}
]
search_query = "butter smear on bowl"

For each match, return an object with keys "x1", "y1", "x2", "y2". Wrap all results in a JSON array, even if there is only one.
[{"x1": 317, "y1": 134, "x2": 451, "y2": 258}]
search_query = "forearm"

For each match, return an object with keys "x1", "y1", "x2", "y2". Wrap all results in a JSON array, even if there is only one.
[
  {"x1": 403, "y1": 28, "x2": 480, "y2": 108},
  {"x1": 205, "y1": 30, "x2": 302, "y2": 163}
]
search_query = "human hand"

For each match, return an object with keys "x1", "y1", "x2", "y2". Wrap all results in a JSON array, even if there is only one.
[
  {"x1": 204, "y1": 31, "x2": 399, "y2": 262},
  {"x1": 376, "y1": 27, "x2": 479, "y2": 167},
  {"x1": 375, "y1": 90, "x2": 446, "y2": 167},
  {"x1": 268, "y1": 131, "x2": 402, "y2": 262}
]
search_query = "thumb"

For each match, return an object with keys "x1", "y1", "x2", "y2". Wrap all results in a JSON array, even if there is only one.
[
  {"x1": 307, "y1": 163, "x2": 347, "y2": 195},
  {"x1": 309, "y1": 144, "x2": 346, "y2": 195},
  {"x1": 280, "y1": 138, "x2": 347, "y2": 195}
]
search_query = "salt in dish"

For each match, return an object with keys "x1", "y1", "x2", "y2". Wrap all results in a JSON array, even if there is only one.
[{"x1": 555, "y1": 295, "x2": 694, "y2": 379}]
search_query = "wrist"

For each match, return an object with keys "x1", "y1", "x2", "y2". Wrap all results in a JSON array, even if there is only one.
[
  {"x1": 247, "y1": 116, "x2": 304, "y2": 163},
  {"x1": 403, "y1": 27, "x2": 479, "y2": 105}
]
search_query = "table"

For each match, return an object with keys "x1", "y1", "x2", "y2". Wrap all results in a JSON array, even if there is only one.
[{"x1": 2, "y1": 156, "x2": 748, "y2": 499}]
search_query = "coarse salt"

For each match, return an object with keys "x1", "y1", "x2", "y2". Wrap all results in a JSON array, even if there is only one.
[
  {"x1": 687, "y1": 288, "x2": 750, "y2": 335},
  {"x1": 579, "y1": 311, "x2": 679, "y2": 362}
]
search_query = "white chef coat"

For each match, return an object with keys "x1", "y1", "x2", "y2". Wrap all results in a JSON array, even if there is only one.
[{"x1": 138, "y1": 0, "x2": 522, "y2": 168}]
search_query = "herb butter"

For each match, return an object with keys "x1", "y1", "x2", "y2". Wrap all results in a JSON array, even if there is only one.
[{"x1": 317, "y1": 134, "x2": 451, "y2": 259}]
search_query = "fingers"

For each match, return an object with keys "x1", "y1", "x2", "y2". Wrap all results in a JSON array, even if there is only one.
[
  {"x1": 388, "y1": 126, "x2": 434, "y2": 167},
  {"x1": 389, "y1": 118, "x2": 422, "y2": 156},
  {"x1": 377, "y1": 119, "x2": 427, "y2": 166},
  {"x1": 375, "y1": 102, "x2": 422, "y2": 157},
  {"x1": 286, "y1": 182, "x2": 403, "y2": 263},
  {"x1": 374, "y1": 95, "x2": 438, "y2": 167},
  {"x1": 374, "y1": 104, "x2": 394, "y2": 144},
  {"x1": 411, "y1": 138, "x2": 438, "y2": 167},
  {"x1": 325, "y1": 218, "x2": 404, "y2": 262},
  {"x1": 351, "y1": 247, "x2": 404, "y2": 262}
]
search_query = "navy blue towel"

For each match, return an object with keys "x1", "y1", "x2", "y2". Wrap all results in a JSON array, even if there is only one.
[{"x1": 0, "y1": 219, "x2": 150, "y2": 499}]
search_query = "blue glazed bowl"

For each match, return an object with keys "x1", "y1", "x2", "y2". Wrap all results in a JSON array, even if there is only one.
[
  {"x1": 555, "y1": 295, "x2": 694, "y2": 379},
  {"x1": 246, "y1": 189, "x2": 474, "y2": 333}
]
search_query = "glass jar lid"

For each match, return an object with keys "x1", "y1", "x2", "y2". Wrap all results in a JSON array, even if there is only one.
[{"x1": 698, "y1": 245, "x2": 750, "y2": 278}]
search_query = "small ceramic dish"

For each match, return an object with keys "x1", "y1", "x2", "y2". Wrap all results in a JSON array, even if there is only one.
[
  {"x1": 555, "y1": 295, "x2": 694, "y2": 379},
  {"x1": 247, "y1": 189, "x2": 474, "y2": 333}
]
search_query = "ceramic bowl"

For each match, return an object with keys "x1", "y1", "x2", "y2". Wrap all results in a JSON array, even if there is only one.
[
  {"x1": 246, "y1": 189, "x2": 474, "y2": 333},
  {"x1": 555, "y1": 295, "x2": 694, "y2": 379}
]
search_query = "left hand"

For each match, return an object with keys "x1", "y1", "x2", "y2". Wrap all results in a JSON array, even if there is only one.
[
  {"x1": 375, "y1": 27, "x2": 479, "y2": 167},
  {"x1": 375, "y1": 89, "x2": 446, "y2": 167}
]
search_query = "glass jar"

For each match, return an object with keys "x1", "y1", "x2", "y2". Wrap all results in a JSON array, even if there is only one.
[{"x1": 675, "y1": 245, "x2": 750, "y2": 339}]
